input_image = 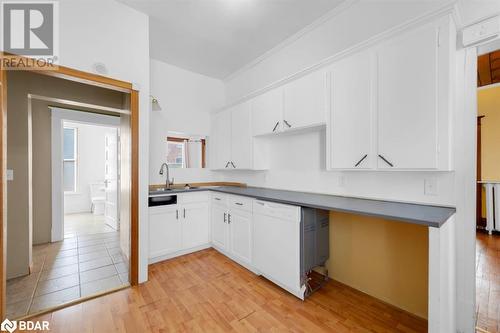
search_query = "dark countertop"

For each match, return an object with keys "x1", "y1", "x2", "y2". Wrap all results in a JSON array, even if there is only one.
[{"x1": 149, "y1": 186, "x2": 455, "y2": 228}]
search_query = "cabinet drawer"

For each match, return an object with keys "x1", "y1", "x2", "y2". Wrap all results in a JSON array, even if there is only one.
[
  {"x1": 253, "y1": 200, "x2": 301, "y2": 222},
  {"x1": 179, "y1": 191, "x2": 209, "y2": 204},
  {"x1": 211, "y1": 193, "x2": 227, "y2": 206},
  {"x1": 228, "y1": 195, "x2": 252, "y2": 212}
]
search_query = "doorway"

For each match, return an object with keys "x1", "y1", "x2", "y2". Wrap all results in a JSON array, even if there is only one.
[
  {"x1": 55, "y1": 115, "x2": 121, "y2": 239},
  {"x1": 474, "y1": 48, "x2": 500, "y2": 333},
  {"x1": 3, "y1": 70, "x2": 136, "y2": 319}
]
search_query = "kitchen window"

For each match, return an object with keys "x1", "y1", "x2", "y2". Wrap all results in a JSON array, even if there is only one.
[
  {"x1": 167, "y1": 136, "x2": 206, "y2": 168},
  {"x1": 63, "y1": 127, "x2": 78, "y2": 192}
]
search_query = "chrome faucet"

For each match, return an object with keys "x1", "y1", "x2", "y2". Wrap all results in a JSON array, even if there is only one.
[{"x1": 159, "y1": 163, "x2": 174, "y2": 190}]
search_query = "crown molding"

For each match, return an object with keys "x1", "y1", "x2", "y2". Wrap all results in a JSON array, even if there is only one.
[
  {"x1": 215, "y1": 1, "x2": 457, "y2": 114},
  {"x1": 222, "y1": 0, "x2": 359, "y2": 83}
]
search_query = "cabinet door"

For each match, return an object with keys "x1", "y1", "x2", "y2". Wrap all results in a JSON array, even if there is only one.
[
  {"x1": 377, "y1": 23, "x2": 440, "y2": 169},
  {"x1": 149, "y1": 206, "x2": 181, "y2": 258},
  {"x1": 211, "y1": 110, "x2": 231, "y2": 169},
  {"x1": 211, "y1": 204, "x2": 228, "y2": 250},
  {"x1": 228, "y1": 209, "x2": 252, "y2": 265},
  {"x1": 181, "y1": 202, "x2": 209, "y2": 249},
  {"x1": 252, "y1": 87, "x2": 283, "y2": 136},
  {"x1": 231, "y1": 101, "x2": 253, "y2": 169},
  {"x1": 330, "y1": 51, "x2": 373, "y2": 169},
  {"x1": 283, "y1": 70, "x2": 326, "y2": 130}
]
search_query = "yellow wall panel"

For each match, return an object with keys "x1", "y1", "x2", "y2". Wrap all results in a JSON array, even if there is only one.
[{"x1": 327, "y1": 211, "x2": 428, "y2": 319}]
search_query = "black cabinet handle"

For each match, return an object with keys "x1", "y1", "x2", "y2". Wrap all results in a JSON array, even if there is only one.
[
  {"x1": 224, "y1": 212, "x2": 227, "y2": 223},
  {"x1": 176, "y1": 209, "x2": 178, "y2": 220},
  {"x1": 228, "y1": 214, "x2": 231, "y2": 224},
  {"x1": 231, "y1": 161, "x2": 236, "y2": 168},
  {"x1": 183, "y1": 208, "x2": 186, "y2": 218},
  {"x1": 214, "y1": 197, "x2": 221, "y2": 201},
  {"x1": 284, "y1": 120, "x2": 292, "y2": 128},
  {"x1": 235, "y1": 202, "x2": 243, "y2": 206},
  {"x1": 378, "y1": 154, "x2": 394, "y2": 167},
  {"x1": 354, "y1": 154, "x2": 368, "y2": 167},
  {"x1": 272, "y1": 121, "x2": 280, "y2": 132}
]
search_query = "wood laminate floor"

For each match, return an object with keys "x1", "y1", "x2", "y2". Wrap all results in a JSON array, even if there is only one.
[
  {"x1": 30, "y1": 248, "x2": 427, "y2": 332},
  {"x1": 476, "y1": 231, "x2": 500, "y2": 333}
]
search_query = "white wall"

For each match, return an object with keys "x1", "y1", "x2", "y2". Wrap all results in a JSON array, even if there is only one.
[
  {"x1": 228, "y1": 131, "x2": 456, "y2": 205},
  {"x1": 458, "y1": 0, "x2": 500, "y2": 26},
  {"x1": 149, "y1": 59, "x2": 225, "y2": 185},
  {"x1": 58, "y1": 0, "x2": 150, "y2": 282},
  {"x1": 64, "y1": 122, "x2": 117, "y2": 215}
]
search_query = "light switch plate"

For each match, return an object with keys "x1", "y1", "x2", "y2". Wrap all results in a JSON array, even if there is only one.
[
  {"x1": 424, "y1": 178, "x2": 438, "y2": 196},
  {"x1": 7, "y1": 169, "x2": 13, "y2": 181}
]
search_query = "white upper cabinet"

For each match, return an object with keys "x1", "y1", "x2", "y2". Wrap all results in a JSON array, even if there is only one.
[
  {"x1": 283, "y1": 70, "x2": 326, "y2": 131},
  {"x1": 252, "y1": 87, "x2": 283, "y2": 136},
  {"x1": 231, "y1": 102, "x2": 253, "y2": 169},
  {"x1": 211, "y1": 101, "x2": 264, "y2": 170},
  {"x1": 376, "y1": 18, "x2": 452, "y2": 170},
  {"x1": 211, "y1": 109, "x2": 231, "y2": 169},
  {"x1": 329, "y1": 51, "x2": 373, "y2": 169},
  {"x1": 326, "y1": 15, "x2": 453, "y2": 171}
]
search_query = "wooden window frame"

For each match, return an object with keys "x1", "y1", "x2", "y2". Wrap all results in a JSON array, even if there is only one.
[{"x1": 166, "y1": 136, "x2": 206, "y2": 168}]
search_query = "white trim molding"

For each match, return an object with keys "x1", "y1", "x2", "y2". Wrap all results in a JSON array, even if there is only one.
[
  {"x1": 428, "y1": 216, "x2": 456, "y2": 333},
  {"x1": 222, "y1": 0, "x2": 359, "y2": 82},
  {"x1": 218, "y1": 1, "x2": 459, "y2": 112}
]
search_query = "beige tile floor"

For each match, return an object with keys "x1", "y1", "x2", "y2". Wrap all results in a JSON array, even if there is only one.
[
  {"x1": 64, "y1": 213, "x2": 116, "y2": 238},
  {"x1": 6, "y1": 214, "x2": 129, "y2": 319}
]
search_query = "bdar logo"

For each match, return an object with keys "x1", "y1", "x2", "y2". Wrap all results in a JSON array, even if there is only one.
[{"x1": 0, "y1": 319, "x2": 17, "y2": 333}]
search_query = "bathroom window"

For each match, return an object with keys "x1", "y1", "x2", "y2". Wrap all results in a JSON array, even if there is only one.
[
  {"x1": 167, "y1": 136, "x2": 206, "y2": 168},
  {"x1": 63, "y1": 127, "x2": 78, "y2": 192}
]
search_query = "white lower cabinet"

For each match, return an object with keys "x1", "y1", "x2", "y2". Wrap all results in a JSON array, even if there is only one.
[
  {"x1": 182, "y1": 201, "x2": 210, "y2": 249},
  {"x1": 151, "y1": 191, "x2": 304, "y2": 300},
  {"x1": 210, "y1": 193, "x2": 253, "y2": 267},
  {"x1": 149, "y1": 205, "x2": 182, "y2": 259},
  {"x1": 228, "y1": 207, "x2": 252, "y2": 265},
  {"x1": 148, "y1": 192, "x2": 209, "y2": 262},
  {"x1": 211, "y1": 197, "x2": 228, "y2": 250}
]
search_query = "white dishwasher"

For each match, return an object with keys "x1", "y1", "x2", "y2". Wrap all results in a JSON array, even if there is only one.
[{"x1": 253, "y1": 199, "x2": 305, "y2": 299}]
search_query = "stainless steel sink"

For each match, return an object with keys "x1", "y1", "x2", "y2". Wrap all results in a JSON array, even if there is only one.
[{"x1": 153, "y1": 188, "x2": 171, "y2": 192}]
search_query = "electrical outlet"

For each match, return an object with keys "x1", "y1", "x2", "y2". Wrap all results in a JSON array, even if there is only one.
[
  {"x1": 424, "y1": 178, "x2": 438, "y2": 196},
  {"x1": 7, "y1": 169, "x2": 13, "y2": 181}
]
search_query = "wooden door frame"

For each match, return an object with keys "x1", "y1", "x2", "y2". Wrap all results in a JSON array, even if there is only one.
[{"x1": 0, "y1": 58, "x2": 140, "y2": 319}]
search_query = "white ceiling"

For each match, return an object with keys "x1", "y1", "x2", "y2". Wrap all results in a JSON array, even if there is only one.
[{"x1": 118, "y1": 0, "x2": 345, "y2": 79}]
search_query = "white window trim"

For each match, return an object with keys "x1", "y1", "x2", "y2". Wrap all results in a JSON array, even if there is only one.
[{"x1": 63, "y1": 126, "x2": 79, "y2": 194}]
